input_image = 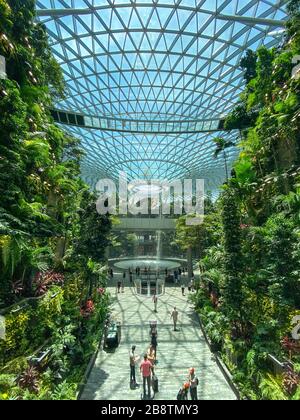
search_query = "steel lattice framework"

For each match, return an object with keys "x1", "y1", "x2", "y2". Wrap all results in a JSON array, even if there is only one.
[{"x1": 36, "y1": 0, "x2": 288, "y2": 192}]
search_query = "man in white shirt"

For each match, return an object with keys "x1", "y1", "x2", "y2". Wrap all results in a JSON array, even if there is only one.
[{"x1": 129, "y1": 345, "x2": 139, "y2": 386}]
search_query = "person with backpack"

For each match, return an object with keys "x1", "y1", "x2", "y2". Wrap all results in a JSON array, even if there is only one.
[{"x1": 189, "y1": 368, "x2": 198, "y2": 400}]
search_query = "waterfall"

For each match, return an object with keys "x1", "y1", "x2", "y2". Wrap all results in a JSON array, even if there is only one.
[{"x1": 156, "y1": 230, "x2": 162, "y2": 262}]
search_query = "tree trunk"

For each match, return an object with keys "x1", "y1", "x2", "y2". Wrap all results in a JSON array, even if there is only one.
[
  {"x1": 224, "y1": 151, "x2": 229, "y2": 182},
  {"x1": 55, "y1": 236, "x2": 68, "y2": 267}
]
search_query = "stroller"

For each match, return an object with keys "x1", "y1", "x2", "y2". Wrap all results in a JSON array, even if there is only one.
[{"x1": 177, "y1": 383, "x2": 189, "y2": 400}]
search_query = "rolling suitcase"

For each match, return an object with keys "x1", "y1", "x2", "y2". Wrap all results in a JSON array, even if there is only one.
[{"x1": 152, "y1": 375, "x2": 159, "y2": 393}]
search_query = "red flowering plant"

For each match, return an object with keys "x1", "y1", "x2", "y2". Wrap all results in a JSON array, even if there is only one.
[
  {"x1": 283, "y1": 368, "x2": 300, "y2": 396},
  {"x1": 33, "y1": 270, "x2": 65, "y2": 297},
  {"x1": 12, "y1": 280, "x2": 24, "y2": 296},
  {"x1": 80, "y1": 299, "x2": 95, "y2": 318},
  {"x1": 281, "y1": 336, "x2": 300, "y2": 359},
  {"x1": 240, "y1": 224, "x2": 250, "y2": 230}
]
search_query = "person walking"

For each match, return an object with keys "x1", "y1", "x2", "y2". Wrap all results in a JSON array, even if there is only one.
[
  {"x1": 181, "y1": 283, "x2": 185, "y2": 296},
  {"x1": 150, "y1": 325, "x2": 158, "y2": 358},
  {"x1": 189, "y1": 368, "x2": 198, "y2": 400},
  {"x1": 117, "y1": 280, "x2": 122, "y2": 293},
  {"x1": 171, "y1": 307, "x2": 179, "y2": 331},
  {"x1": 178, "y1": 271, "x2": 182, "y2": 284},
  {"x1": 153, "y1": 294, "x2": 158, "y2": 313},
  {"x1": 174, "y1": 270, "x2": 178, "y2": 284},
  {"x1": 190, "y1": 279, "x2": 194, "y2": 292},
  {"x1": 140, "y1": 354, "x2": 153, "y2": 399},
  {"x1": 147, "y1": 345, "x2": 156, "y2": 367},
  {"x1": 129, "y1": 346, "x2": 139, "y2": 387}
]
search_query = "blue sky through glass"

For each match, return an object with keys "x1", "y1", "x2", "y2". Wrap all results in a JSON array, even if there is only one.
[{"x1": 36, "y1": 0, "x2": 287, "y2": 192}]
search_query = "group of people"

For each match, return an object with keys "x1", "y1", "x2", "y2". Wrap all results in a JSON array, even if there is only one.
[
  {"x1": 151, "y1": 297, "x2": 179, "y2": 333},
  {"x1": 130, "y1": 344, "x2": 199, "y2": 400},
  {"x1": 130, "y1": 323, "x2": 158, "y2": 399},
  {"x1": 180, "y1": 279, "x2": 195, "y2": 296}
]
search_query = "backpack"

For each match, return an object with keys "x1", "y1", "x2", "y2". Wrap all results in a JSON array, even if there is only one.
[{"x1": 196, "y1": 377, "x2": 199, "y2": 386}]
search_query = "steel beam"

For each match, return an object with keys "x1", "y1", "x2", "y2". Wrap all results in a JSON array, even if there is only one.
[{"x1": 36, "y1": 7, "x2": 286, "y2": 27}]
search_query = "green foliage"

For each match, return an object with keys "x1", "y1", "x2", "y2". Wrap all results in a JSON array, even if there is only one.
[
  {"x1": 240, "y1": 50, "x2": 258, "y2": 84},
  {"x1": 213, "y1": 137, "x2": 236, "y2": 181},
  {"x1": 51, "y1": 381, "x2": 77, "y2": 401},
  {"x1": 0, "y1": 0, "x2": 111, "y2": 401},
  {"x1": 259, "y1": 375, "x2": 288, "y2": 400},
  {"x1": 221, "y1": 188, "x2": 244, "y2": 319},
  {"x1": 175, "y1": 197, "x2": 221, "y2": 257},
  {"x1": 173, "y1": 0, "x2": 300, "y2": 401},
  {"x1": 74, "y1": 191, "x2": 112, "y2": 265}
]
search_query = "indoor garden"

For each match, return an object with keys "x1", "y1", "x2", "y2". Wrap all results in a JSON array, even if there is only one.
[{"x1": 0, "y1": 0, "x2": 299, "y2": 401}]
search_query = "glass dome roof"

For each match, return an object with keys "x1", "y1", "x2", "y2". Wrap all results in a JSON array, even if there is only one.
[{"x1": 36, "y1": 0, "x2": 288, "y2": 191}]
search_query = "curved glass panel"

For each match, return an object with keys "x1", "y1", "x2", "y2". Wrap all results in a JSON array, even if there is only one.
[{"x1": 36, "y1": 0, "x2": 287, "y2": 191}]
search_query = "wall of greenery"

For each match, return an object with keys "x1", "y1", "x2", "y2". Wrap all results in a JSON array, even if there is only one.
[
  {"x1": 186, "y1": 0, "x2": 300, "y2": 400},
  {"x1": 0, "y1": 1, "x2": 112, "y2": 400}
]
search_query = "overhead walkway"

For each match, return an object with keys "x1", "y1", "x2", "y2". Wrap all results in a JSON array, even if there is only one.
[{"x1": 112, "y1": 218, "x2": 176, "y2": 232}]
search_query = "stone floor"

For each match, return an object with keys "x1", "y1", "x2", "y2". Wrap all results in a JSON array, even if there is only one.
[{"x1": 80, "y1": 276, "x2": 236, "y2": 401}]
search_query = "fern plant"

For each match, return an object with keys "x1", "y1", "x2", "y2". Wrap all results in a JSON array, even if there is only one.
[{"x1": 259, "y1": 375, "x2": 288, "y2": 400}]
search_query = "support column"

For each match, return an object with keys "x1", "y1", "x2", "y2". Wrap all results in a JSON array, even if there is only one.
[
  {"x1": 105, "y1": 246, "x2": 110, "y2": 261},
  {"x1": 187, "y1": 246, "x2": 193, "y2": 280}
]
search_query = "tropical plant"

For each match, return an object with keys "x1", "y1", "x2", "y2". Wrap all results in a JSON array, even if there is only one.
[
  {"x1": 17, "y1": 367, "x2": 40, "y2": 394},
  {"x1": 283, "y1": 368, "x2": 300, "y2": 396},
  {"x1": 33, "y1": 270, "x2": 64, "y2": 297},
  {"x1": 213, "y1": 137, "x2": 236, "y2": 182},
  {"x1": 259, "y1": 375, "x2": 288, "y2": 400}
]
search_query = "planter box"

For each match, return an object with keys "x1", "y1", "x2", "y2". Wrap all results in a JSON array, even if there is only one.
[
  {"x1": 267, "y1": 354, "x2": 292, "y2": 375},
  {"x1": 104, "y1": 322, "x2": 121, "y2": 349},
  {"x1": 28, "y1": 348, "x2": 52, "y2": 369}
]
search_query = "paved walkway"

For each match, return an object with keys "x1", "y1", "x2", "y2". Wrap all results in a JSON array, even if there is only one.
[{"x1": 80, "y1": 278, "x2": 236, "y2": 401}]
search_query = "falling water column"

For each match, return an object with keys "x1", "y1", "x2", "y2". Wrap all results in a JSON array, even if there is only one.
[{"x1": 187, "y1": 246, "x2": 193, "y2": 280}]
